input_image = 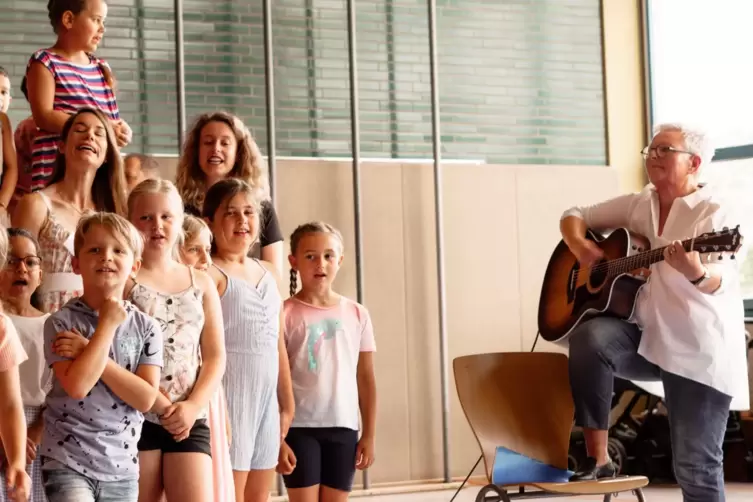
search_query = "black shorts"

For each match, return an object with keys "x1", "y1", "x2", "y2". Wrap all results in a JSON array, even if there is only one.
[
  {"x1": 282, "y1": 427, "x2": 359, "y2": 492},
  {"x1": 137, "y1": 419, "x2": 211, "y2": 456}
]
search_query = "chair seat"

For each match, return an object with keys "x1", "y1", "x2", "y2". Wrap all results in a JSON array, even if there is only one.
[{"x1": 529, "y1": 476, "x2": 649, "y2": 495}]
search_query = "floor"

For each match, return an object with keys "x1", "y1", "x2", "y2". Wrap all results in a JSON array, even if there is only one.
[{"x1": 361, "y1": 484, "x2": 753, "y2": 501}]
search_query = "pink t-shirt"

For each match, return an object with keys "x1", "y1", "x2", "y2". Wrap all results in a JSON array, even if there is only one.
[
  {"x1": 284, "y1": 296, "x2": 376, "y2": 430},
  {"x1": 0, "y1": 313, "x2": 29, "y2": 372}
]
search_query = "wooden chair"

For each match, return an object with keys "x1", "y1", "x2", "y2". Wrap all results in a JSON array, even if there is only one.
[{"x1": 453, "y1": 352, "x2": 648, "y2": 501}]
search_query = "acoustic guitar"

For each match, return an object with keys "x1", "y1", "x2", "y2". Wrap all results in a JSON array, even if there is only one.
[{"x1": 537, "y1": 226, "x2": 744, "y2": 344}]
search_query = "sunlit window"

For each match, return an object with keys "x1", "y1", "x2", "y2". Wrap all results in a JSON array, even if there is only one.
[{"x1": 646, "y1": 0, "x2": 753, "y2": 301}]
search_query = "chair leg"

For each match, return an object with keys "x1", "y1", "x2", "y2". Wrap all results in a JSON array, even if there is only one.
[
  {"x1": 633, "y1": 488, "x2": 647, "y2": 502},
  {"x1": 602, "y1": 494, "x2": 612, "y2": 502}
]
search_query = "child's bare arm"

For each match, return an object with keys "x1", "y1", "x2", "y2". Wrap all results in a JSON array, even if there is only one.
[
  {"x1": 357, "y1": 352, "x2": 377, "y2": 439},
  {"x1": 53, "y1": 320, "x2": 164, "y2": 414},
  {"x1": 356, "y1": 351, "x2": 377, "y2": 469},
  {"x1": 0, "y1": 365, "x2": 27, "y2": 470},
  {"x1": 277, "y1": 307, "x2": 295, "y2": 438},
  {"x1": 186, "y1": 271, "x2": 225, "y2": 408},
  {"x1": 51, "y1": 299, "x2": 125, "y2": 399},
  {"x1": 26, "y1": 62, "x2": 71, "y2": 134},
  {"x1": 100, "y1": 362, "x2": 160, "y2": 413},
  {"x1": 0, "y1": 114, "x2": 18, "y2": 209}
]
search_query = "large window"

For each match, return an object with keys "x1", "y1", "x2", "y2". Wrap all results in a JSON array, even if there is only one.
[
  {"x1": 0, "y1": 0, "x2": 607, "y2": 164},
  {"x1": 645, "y1": 0, "x2": 753, "y2": 299}
]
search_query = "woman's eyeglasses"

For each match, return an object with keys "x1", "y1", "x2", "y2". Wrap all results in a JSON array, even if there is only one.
[{"x1": 641, "y1": 145, "x2": 694, "y2": 159}]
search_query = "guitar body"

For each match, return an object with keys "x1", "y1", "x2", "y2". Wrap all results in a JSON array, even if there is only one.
[{"x1": 537, "y1": 228, "x2": 651, "y2": 345}]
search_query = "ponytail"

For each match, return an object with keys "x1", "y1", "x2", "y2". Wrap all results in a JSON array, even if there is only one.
[
  {"x1": 289, "y1": 268, "x2": 297, "y2": 297},
  {"x1": 98, "y1": 61, "x2": 116, "y2": 91}
]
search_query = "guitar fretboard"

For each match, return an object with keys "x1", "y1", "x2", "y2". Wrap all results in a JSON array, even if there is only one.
[{"x1": 610, "y1": 243, "x2": 683, "y2": 277}]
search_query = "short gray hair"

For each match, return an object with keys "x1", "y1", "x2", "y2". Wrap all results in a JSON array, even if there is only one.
[{"x1": 653, "y1": 123, "x2": 716, "y2": 168}]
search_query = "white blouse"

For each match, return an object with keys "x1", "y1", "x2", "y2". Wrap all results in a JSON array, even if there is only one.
[{"x1": 562, "y1": 183, "x2": 750, "y2": 410}]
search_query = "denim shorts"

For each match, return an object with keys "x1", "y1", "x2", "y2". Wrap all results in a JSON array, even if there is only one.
[{"x1": 41, "y1": 459, "x2": 138, "y2": 502}]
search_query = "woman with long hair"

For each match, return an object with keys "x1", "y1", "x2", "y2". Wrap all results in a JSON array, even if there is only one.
[{"x1": 12, "y1": 107, "x2": 127, "y2": 313}]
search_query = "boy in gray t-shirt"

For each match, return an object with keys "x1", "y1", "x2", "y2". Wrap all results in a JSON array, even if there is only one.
[{"x1": 40, "y1": 213, "x2": 163, "y2": 502}]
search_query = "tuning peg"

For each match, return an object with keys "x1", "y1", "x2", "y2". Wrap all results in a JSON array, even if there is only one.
[
  {"x1": 723, "y1": 226, "x2": 729, "y2": 231},
  {"x1": 718, "y1": 254, "x2": 724, "y2": 260},
  {"x1": 731, "y1": 255, "x2": 736, "y2": 260}
]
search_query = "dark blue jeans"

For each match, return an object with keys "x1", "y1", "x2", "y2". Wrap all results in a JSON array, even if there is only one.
[{"x1": 568, "y1": 317, "x2": 732, "y2": 502}]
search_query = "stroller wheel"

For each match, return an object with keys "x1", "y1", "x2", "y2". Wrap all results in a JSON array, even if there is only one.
[
  {"x1": 608, "y1": 437, "x2": 628, "y2": 474},
  {"x1": 568, "y1": 454, "x2": 579, "y2": 472}
]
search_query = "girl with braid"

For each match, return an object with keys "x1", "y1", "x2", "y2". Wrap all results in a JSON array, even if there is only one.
[{"x1": 280, "y1": 222, "x2": 377, "y2": 502}]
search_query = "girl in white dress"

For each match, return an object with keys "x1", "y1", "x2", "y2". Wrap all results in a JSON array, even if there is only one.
[{"x1": 0, "y1": 228, "x2": 51, "y2": 501}]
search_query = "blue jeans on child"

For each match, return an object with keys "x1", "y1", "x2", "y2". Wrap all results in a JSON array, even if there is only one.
[
  {"x1": 568, "y1": 317, "x2": 732, "y2": 502},
  {"x1": 41, "y1": 459, "x2": 138, "y2": 502}
]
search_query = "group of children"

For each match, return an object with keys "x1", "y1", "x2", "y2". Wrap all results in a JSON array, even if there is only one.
[
  {"x1": 0, "y1": 177, "x2": 378, "y2": 502},
  {"x1": 0, "y1": 1, "x2": 378, "y2": 502}
]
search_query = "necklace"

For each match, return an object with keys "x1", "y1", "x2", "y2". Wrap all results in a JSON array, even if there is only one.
[{"x1": 53, "y1": 185, "x2": 91, "y2": 215}]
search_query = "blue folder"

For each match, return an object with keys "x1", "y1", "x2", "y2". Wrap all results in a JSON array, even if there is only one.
[{"x1": 491, "y1": 446, "x2": 573, "y2": 485}]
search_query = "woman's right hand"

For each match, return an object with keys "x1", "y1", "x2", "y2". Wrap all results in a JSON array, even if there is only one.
[{"x1": 571, "y1": 238, "x2": 604, "y2": 268}]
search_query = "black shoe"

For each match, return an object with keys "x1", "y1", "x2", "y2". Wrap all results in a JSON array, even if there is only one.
[{"x1": 569, "y1": 457, "x2": 617, "y2": 481}]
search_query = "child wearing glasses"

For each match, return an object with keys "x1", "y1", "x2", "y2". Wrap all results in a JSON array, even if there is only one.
[{"x1": 0, "y1": 228, "x2": 49, "y2": 501}]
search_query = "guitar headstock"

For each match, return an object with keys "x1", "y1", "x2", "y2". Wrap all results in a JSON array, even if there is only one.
[{"x1": 691, "y1": 225, "x2": 744, "y2": 258}]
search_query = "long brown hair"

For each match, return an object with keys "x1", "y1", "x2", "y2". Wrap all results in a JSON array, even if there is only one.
[
  {"x1": 49, "y1": 107, "x2": 127, "y2": 215},
  {"x1": 176, "y1": 111, "x2": 269, "y2": 214}
]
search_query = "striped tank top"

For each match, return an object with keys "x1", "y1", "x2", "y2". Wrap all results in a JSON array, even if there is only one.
[{"x1": 26, "y1": 49, "x2": 119, "y2": 192}]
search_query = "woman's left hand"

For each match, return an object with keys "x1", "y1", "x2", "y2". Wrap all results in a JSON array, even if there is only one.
[
  {"x1": 160, "y1": 400, "x2": 200, "y2": 437},
  {"x1": 663, "y1": 240, "x2": 704, "y2": 281}
]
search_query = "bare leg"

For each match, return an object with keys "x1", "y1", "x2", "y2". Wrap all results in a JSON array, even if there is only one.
[
  {"x1": 137, "y1": 451, "x2": 164, "y2": 502},
  {"x1": 287, "y1": 486, "x2": 320, "y2": 502},
  {"x1": 583, "y1": 428, "x2": 610, "y2": 465},
  {"x1": 162, "y1": 452, "x2": 213, "y2": 502},
  {"x1": 241, "y1": 468, "x2": 276, "y2": 502},
  {"x1": 233, "y1": 471, "x2": 249, "y2": 502},
  {"x1": 320, "y1": 485, "x2": 349, "y2": 502}
]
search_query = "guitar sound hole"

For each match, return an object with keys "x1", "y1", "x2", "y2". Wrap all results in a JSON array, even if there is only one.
[{"x1": 588, "y1": 259, "x2": 608, "y2": 290}]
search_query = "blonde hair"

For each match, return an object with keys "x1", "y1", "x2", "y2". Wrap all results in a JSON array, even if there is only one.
[
  {"x1": 127, "y1": 178, "x2": 185, "y2": 222},
  {"x1": 178, "y1": 214, "x2": 212, "y2": 249},
  {"x1": 74, "y1": 212, "x2": 144, "y2": 259},
  {"x1": 176, "y1": 111, "x2": 270, "y2": 214},
  {"x1": 288, "y1": 221, "x2": 344, "y2": 296}
]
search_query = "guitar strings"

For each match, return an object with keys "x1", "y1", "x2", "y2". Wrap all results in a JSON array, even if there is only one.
[{"x1": 573, "y1": 233, "x2": 731, "y2": 281}]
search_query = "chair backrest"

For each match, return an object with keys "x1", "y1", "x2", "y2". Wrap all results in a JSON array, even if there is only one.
[{"x1": 453, "y1": 352, "x2": 575, "y2": 482}]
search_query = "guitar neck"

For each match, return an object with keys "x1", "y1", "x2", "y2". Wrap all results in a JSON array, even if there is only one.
[{"x1": 609, "y1": 239, "x2": 693, "y2": 276}]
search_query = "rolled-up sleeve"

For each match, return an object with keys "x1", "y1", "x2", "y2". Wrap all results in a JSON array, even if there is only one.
[{"x1": 560, "y1": 193, "x2": 639, "y2": 232}]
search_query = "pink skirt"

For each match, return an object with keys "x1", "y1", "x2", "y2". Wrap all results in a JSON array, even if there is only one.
[{"x1": 209, "y1": 385, "x2": 236, "y2": 501}]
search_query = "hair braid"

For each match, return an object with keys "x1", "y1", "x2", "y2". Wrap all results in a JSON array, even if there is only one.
[{"x1": 289, "y1": 268, "x2": 297, "y2": 297}]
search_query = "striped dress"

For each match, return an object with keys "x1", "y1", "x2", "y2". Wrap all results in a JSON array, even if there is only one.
[
  {"x1": 25, "y1": 49, "x2": 119, "y2": 192},
  {"x1": 217, "y1": 261, "x2": 281, "y2": 471}
]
